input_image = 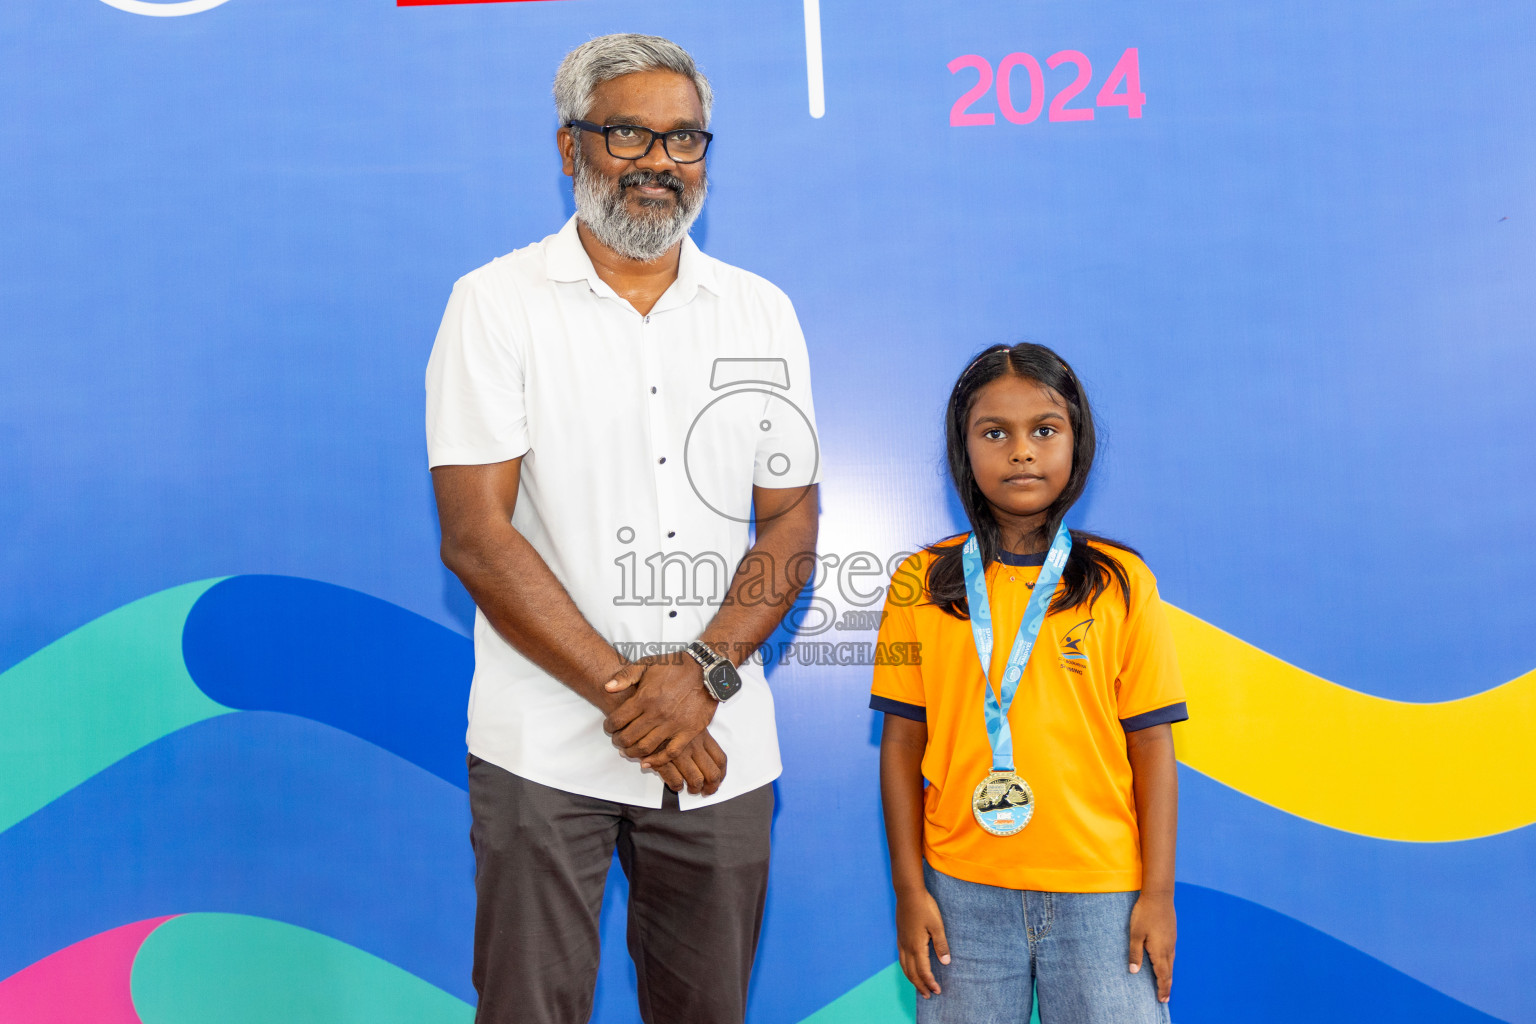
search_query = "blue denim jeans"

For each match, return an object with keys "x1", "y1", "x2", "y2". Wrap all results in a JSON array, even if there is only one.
[{"x1": 917, "y1": 863, "x2": 1170, "y2": 1024}]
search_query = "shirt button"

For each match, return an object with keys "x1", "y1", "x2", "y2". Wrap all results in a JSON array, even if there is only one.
[
  {"x1": 650, "y1": 386, "x2": 657, "y2": 394},
  {"x1": 666, "y1": 531, "x2": 676, "y2": 539},
  {"x1": 658, "y1": 457, "x2": 666, "y2": 464},
  {"x1": 643, "y1": 315, "x2": 651, "y2": 324},
  {"x1": 668, "y1": 610, "x2": 678, "y2": 618}
]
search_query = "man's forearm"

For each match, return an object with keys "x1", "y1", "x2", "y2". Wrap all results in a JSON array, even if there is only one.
[
  {"x1": 697, "y1": 488, "x2": 819, "y2": 664},
  {"x1": 443, "y1": 519, "x2": 627, "y2": 714}
]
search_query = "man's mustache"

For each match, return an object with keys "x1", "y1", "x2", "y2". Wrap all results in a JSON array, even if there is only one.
[{"x1": 618, "y1": 170, "x2": 686, "y2": 194}]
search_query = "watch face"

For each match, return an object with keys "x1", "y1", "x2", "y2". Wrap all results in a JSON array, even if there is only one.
[{"x1": 708, "y1": 662, "x2": 742, "y2": 700}]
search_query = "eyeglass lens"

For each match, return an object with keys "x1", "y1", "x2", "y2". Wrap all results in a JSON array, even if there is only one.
[{"x1": 605, "y1": 125, "x2": 708, "y2": 162}]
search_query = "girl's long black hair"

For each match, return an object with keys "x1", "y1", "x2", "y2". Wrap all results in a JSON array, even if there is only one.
[{"x1": 925, "y1": 342, "x2": 1137, "y2": 619}]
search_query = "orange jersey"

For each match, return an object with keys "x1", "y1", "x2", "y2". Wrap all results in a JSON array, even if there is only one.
[{"x1": 871, "y1": 538, "x2": 1187, "y2": 892}]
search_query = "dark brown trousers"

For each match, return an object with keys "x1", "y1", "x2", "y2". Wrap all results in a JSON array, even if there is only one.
[{"x1": 467, "y1": 756, "x2": 773, "y2": 1024}]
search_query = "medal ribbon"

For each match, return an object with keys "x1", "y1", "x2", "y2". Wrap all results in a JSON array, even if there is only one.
[{"x1": 961, "y1": 523, "x2": 1072, "y2": 772}]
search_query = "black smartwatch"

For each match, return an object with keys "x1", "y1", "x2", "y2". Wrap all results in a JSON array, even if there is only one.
[{"x1": 684, "y1": 640, "x2": 742, "y2": 702}]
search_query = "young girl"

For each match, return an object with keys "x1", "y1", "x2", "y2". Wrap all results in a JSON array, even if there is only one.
[{"x1": 872, "y1": 343, "x2": 1185, "y2": 1023}]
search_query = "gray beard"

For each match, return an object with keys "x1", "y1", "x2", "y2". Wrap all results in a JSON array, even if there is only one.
[{"x1": 572, "y1": 152, "x2": 707, "y2": 263}]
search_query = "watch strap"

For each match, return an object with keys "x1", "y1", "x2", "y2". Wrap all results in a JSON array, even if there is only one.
[
  {"x1": 685, "y1": 641, "x2": 739, "y2": 702},
  {"x1": 684, "y1": 640, "x2": 724, "y2": 670}
]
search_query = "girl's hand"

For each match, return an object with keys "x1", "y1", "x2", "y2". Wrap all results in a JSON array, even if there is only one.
[
  {"x1": 896, "y1": 888, "x2": 951, "y2": 998},
  {"x1": 1128, "y1": 890, "x2": 1176, "y2": 1003}
]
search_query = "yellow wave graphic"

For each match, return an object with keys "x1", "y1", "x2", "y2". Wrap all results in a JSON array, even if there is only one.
[{"x1": 1168, "y1": 605, "x2": 1536, "y2": 842}]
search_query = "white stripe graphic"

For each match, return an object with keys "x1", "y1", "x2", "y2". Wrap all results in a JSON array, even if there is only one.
[
  {"x1": 803, "y1": 0, "x2": 825, "y2": 118},
  {"x1": 98, "y1": 0, "x2": 818, "y2": 110},
  {"x1": 98, "y1": 0, "x2": 232, "y2": 15}
]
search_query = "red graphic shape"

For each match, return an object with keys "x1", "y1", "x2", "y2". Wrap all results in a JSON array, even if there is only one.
[{"x1": 0, "y1": 916, "x2": 175, "y2": 1024}]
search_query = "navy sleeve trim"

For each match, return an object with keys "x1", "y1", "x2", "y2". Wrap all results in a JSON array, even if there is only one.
[
  {"x1": 870, "y1": 695, "x2": 927, "y2": 723},
  {"x1": 1120, "y1": 702, "x2": 1189, "y2": 732}
]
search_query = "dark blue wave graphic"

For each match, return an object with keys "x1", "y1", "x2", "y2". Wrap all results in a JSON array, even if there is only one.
[
  {"x1": 12, "y1": 577, "x2": 1499, "y2": 1024},
  {"x1": 1173, "y1": 883, "x2": 1505, "y2": 1023},
  {"x1": 183, "y1": 575, "x2": 474, "y2": 788},
  {"x1": 0, "y1": 704, "x2": 1510, "y2": 1023},
  {"x1": 0, "y1": 712, "x2": 475, "y2": 1001},
  {"x1": 761, "y1": 664, "x2": 1533, "y2": 1023},
  {"x1": 1178, "y1": 767, "x2": 1535, "y2": 1024}
]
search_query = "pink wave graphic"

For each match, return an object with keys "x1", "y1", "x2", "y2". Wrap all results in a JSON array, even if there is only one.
[{"x1": 0, "y1": 916, "x2": 174, "y2": 1024}]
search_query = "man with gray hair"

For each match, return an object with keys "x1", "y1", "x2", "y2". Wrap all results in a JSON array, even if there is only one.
[{"x1": 425, "y1": 34, "x2": 820, "y2": 1024}]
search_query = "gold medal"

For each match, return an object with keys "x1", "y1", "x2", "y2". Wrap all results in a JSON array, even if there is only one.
[{"x1": 972, "y1": 770, "x2": 1034, "y2": 836}]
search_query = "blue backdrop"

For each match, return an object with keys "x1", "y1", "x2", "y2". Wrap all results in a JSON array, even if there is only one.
[{"x1": 2, "y1": 2, "x2": 1533, "y2": 1022}]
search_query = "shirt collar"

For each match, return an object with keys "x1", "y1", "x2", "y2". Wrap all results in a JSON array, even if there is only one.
[
  {"x1": 671, "y1": 233, "x2": 720, "y2": 303},
  {"x1": 996, "y1": 549, "x2": 1048, "y2": 567},
  {"x1": 544, "y1": 215, "x2": 720, "y2": 308}
]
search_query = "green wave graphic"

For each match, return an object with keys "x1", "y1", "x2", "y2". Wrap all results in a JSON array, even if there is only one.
[
  {"x1": 130, "y1": 914, "x2": 473, "y2": 1024},
  {"x1": 795, "y1": 963, "x2": 1039, "y2": 1024},
  {"x1": 796, "y1": 963, "x2": 914, "y2": 1024},
  {"x1": 0, "y1": 579, "x2": 230, "y2": 833}
]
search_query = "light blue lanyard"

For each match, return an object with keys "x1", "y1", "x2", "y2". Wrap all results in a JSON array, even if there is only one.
[{"x1": 961, "y1": 523, "x2": 1072, "y2": 772}]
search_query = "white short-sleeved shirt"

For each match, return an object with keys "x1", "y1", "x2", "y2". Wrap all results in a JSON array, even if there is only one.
[{"x1": 425, "y1": 216, "x2": 820, "y2": 809}]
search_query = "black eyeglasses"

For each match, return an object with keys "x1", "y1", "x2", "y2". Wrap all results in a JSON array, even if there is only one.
[{"x1": 567, "y1": 120, "x2": 713, "y2": 164}]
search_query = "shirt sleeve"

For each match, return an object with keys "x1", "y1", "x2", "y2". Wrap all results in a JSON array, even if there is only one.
[
  {"x1": 424, "y1": 273, "x2": 530, "y2": 469},
  {"x1": 753, "y1": 288, "x2": 821, "y2": 489},
  {"x1": 870, "y1": 554, "x2": 927, "y2": 721},
  {"x1": 1115, "y1": 569, "x2": 1189, "y2": 731}
]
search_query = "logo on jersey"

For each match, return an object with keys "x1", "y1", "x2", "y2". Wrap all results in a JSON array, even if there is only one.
[{"x1": 1059, "y1": 618, "x2": 1093, "y2": 673}]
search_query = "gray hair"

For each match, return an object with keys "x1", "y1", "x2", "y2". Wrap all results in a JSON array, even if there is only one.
[{"x1": 554, "y1": 34, "x2": 714, "y2": 128}]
